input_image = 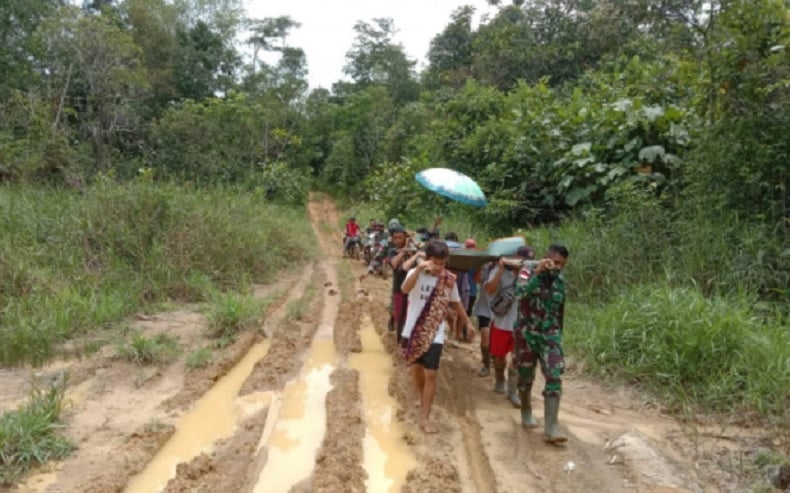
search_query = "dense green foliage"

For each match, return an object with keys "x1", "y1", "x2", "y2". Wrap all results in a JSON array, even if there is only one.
[{"x1": 0, "y1": 182, "x2": 313, "y2": 366}]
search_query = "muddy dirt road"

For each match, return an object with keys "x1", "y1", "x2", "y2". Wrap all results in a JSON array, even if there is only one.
[{"x1": 3, "y1": 195, "x2": 767, "y2": 493}]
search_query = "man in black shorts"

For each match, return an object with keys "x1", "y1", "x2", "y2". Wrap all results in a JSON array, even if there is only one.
[{"x1": 401, "y1": 241, "x2": 475, "y2": 433}]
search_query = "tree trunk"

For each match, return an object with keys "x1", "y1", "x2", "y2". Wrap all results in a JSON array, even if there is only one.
[{"x1": 92, "y1": 125, "x2": 104, "y2": 172}]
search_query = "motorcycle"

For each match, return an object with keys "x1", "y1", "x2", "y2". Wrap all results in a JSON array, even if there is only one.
[
  {"x1": 344, "y1": 235, "x2": 362, "y2": 260},
  {"x1": 364, "y1": 231, "x2": 390, "y2": 279}
]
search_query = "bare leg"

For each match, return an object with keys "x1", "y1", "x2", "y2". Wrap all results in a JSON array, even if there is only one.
[
  {"x1": 420, "y1": 369, "x2": 438, "y2": 433},
  {"x1": 411, "y1": 364, "x2": 425, "y2": 408},
  {"x1": 493, "y1": 355, "x2": 506, "y2": 393},
  {"x1": 478, "y1": 326, "x2": 491, "y2": 376}
]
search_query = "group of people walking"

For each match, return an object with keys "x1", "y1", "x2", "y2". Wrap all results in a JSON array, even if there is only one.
[{"x1": 348, "y1": 217, "x2": 570, "y2": 443}]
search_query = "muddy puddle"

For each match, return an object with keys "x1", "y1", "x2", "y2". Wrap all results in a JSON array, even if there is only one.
[
  {"x1": 253, "y1": 338, "x2": 337, "y2": 492},
  {"x1": 349, "y1": 314, "x2": 416, "y2": 493},
  {"x1": 124, "y1": 341, "x2": 271, "y2": 493}
]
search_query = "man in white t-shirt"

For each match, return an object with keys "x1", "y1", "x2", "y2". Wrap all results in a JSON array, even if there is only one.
[{"x1": 401, "y1": 241, "x2": 476, "y2": 434}]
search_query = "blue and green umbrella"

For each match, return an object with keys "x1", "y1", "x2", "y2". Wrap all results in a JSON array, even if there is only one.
[{"x1": 415, "y1": 168, "x2": 487, "y2": 208}]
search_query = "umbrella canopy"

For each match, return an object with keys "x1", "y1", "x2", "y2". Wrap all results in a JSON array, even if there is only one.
[{"x1": 415, "y1": 168, "x2": 487, "y2": 207}]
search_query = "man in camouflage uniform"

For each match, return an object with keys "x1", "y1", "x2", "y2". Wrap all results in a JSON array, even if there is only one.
[{"x1": 514, "y1": 244, "x2": 569, "y2": 444}]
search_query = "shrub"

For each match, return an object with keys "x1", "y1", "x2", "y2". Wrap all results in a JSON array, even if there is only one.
[
  {"x1": 116, "y1": 332, "x2": 180, "y2": 365},
  {"x1": 205, "y1": 293, "x2": 265, "y2": 339},
  {"x1": 185, "y1": 347, "x2": 212, "y2": 370}
]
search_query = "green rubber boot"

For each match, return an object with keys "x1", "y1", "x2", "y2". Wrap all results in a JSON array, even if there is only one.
[
  {"x1": 543, "y1": 394, "x2": 567, "y2": 444},
  {"x1": 506, "y1": 368, "x2": 521, "y2": 408},
  {"x1": 519, "y1": 386, "x2": 539, "y2": 428}
]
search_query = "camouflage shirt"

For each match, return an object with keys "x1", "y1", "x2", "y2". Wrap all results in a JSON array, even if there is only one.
[{"x1": 514, "y1": 266, "x2": 566, "y2": 333}]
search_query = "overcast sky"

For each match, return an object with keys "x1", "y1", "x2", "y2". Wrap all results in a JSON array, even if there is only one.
[{"x1": 245, "y1": 0, "x2": 493, "y2": 90}]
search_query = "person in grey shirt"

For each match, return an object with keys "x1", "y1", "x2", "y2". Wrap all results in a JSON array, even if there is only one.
[
  {"x1": 473, "y1": 261, "x2": 494, "y2": 377},
  {"x1": 484, "y1": 246, "x2": 535, "y2": 407}
]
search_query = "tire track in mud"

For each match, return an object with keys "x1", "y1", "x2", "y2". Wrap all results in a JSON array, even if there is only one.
[
  {"x1": 438, "y1": 357, "x2": 498, "y2": 493},
  {"x1": 162, "y1": 197, "x2": 346, "y2": 493},
  {"x1": 308, "y1": 197, "x2": 366, "y2": 493},
  {"x1": 361, "y1": 278, "x2": 487, "y2": 493},
  {"x1": 159, "y1": 263, "x2": 321, "y2": 493}
]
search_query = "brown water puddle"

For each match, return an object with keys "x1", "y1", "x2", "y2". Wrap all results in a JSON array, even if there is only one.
[
  {"x1": 253, "y1": 338, "x2": 337, "y2": 493},
  {"x1": 349, "y1": 314, "x2": 416, "y2": 493},
  {"x1": 123, "y1": 341, "x2": 271, "y2": 493}
]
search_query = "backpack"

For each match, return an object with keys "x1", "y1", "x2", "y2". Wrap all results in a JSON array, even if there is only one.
[{"x1": 489, "y1": 273, "x2": 516, "y2": 317}]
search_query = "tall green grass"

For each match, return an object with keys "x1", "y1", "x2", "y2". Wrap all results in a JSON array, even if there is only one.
[
  {"x1": 567, "y1": 286, "x2": 789, "y2": 419},
  {"x1": 205, "y1": 292, "x2": 268, "y2": 340},
  {"x1": 0, "y1": 377, "x2": 72, "y2": 485},
  {"x1": 0, "y1": 182, "x2": 314, "y2": 366},
  {"x1": 528, "y1": 206, "x2": 788, "y2": 305}
]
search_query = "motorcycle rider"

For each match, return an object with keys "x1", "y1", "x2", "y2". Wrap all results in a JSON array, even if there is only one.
[
  {"x1": 360, "y1": 221, "x2": 390, "y2": 279},
  {"x1": 343, "y1": 216, "x2": 360, "y2": 256}
]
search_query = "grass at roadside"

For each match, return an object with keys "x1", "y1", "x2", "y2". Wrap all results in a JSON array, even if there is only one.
[
  {"x1": 0, "y1": 378, "x2": 72, "y2": 486},
  {"x1": 116, "y1": 331, "x2": 180, "y2": 365},
  {"x1": 0, "y1": 182, "x2": 314, "y2": 366},
  {"x1": 205, "y1": 292, "x2": 271, "y2": 340},
  {"x1": 567, "y1": 286, "x2": 790, "y2": 422},
  {"x1": 185, "y1": 347, "x2": 213, "y2": 370}
]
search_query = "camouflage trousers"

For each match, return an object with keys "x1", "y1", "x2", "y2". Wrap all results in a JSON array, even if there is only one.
[{"x1": 513, "y1": 327, "x2": 565, "y2": 396}]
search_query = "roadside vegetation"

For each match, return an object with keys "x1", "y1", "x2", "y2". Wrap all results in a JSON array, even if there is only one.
[
  {"x1": 205, "y1": 292, "x2": 271, "y2": 340},
  {"x1": 0, "y1": 182, "x2": 313, "y2": 366},
  {"x1": 0, "y1": 378, "x2": 72, "y2": 486},
  {"x1": 116, "y1": 331, "x2": 180, "y2": 365},
  {"x1": 185, "y1": 347, "x2": 213, "y2": 370}
]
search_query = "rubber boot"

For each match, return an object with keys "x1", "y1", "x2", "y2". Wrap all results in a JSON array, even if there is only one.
[
  {"x1": 506, "y1": 368, "x2": 521, "y2": 408},
  {"x1": 519, "y1": 385, "x2": 538, "y2": 429},
  {"x1": 543, "y1": 395, "x2": 568, "y2": 444},
  {"x1": 493, "y1": 367, "x2": 505, "y2": 394},
  {"x1": 478, "y1": 347, "x2": 490, "y2": 377}
]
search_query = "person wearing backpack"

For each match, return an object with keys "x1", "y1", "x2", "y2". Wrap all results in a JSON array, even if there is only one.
[{"x1": 484, "y1": 245, "x2": 535, "y2": 407}]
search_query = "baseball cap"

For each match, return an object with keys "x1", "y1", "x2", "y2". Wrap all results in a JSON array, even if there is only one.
[
  {"x1": 516, "y1": 245, "x2": 536, "y2": 260},
  {"x1": 465, "y1": 238, "x2": 477, "y2": 248}
]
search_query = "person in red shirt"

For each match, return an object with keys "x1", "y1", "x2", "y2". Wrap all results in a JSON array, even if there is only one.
[{"x1": 343, "y1": 216, "x2": 360, "y2": 255}]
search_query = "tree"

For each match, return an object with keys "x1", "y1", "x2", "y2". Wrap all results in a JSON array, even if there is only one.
[
  {"x1": 344, "y1": 18, "x2": 420, "y2": 105},
  {"x1": 124, "y1": 0, "x2": 181, "y2": 116},
  {"x1": 173, "y1": 0, "x2": 244, "y2": 42},
  {"x1": 174, "y1": 20, "x2": 239, "y2": 99},
  {"x1": 246, "y1": 16, "x2": 300, "y2": 76},
  {"x1": 425, "y1": 6, "x2": 476, "y2": 88},
  {"x1": 322, "y1": 86, "x2": 395, "y2": 192},
  {"x1": 40, "y1": 6, "x2": 149, "y2": 171},
  {"x1": 0, "y1": 0, "x2": 62, "y2": 95}
]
